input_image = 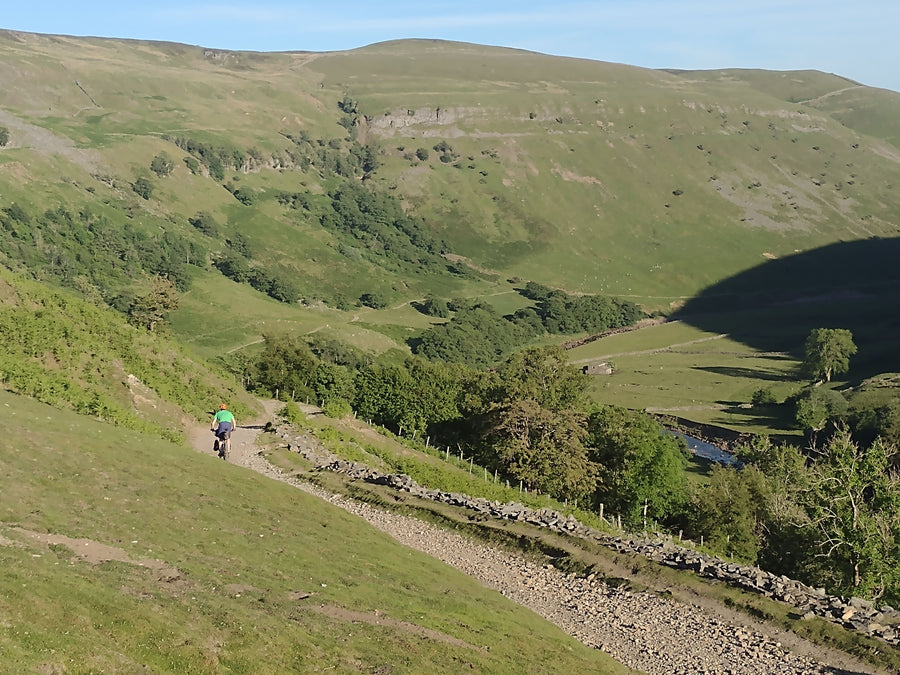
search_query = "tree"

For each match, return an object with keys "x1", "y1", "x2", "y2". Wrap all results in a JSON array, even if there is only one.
[
  {"x1": 803, "y1": 328, "x2": 856, "y2": 383},
  {"x1": 687, "y1": 465, "x2": 771, "y2": 562},
  {"x1": 488, "y1": 399, "x2": 596, "y2": 500},
  {"x1": 800, "y1": 430, "x2": 900, "y2": 601},
  {"x1": 252, "y1": 333, "x2": 318, "y2": 401},
  {"x1": 128, "y1": 276, "x2": 179, "y2": 331},
  {"x1": 150, "y1": 152, "x2": 174, "y2": 177},
  {"x1": 494, "y1": 345, "x2": 588, "y2": 412},
  {"x1": 189, "y1": 211, "x2": 220, "y2": 237},
  {"x1": 0, "y1": 126, "x2": 8, "y2": 147},
  {"x1": 794, "y1": 387, "x2": 847, "y2": 447},
  {"x1": 132, "y1": 177, "x2": 153, "y2": 200},
  {"x1": 587, "y1": 405, "x2": 689, "y2": 526},
  {"x1": 420, "y1": 295, "x2": 449, "y2": 318}
]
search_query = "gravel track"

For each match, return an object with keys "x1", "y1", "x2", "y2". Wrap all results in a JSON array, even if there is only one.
[{"x1": 200, "y1": 407, "x2": 885, "y2": 675}]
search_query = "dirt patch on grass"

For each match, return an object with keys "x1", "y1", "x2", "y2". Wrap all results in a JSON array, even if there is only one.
[
  {"x1": 306, "y1": 602, "x2": 482, "y2": 651},
  {"x1": 11, "y1": 527, "x2": 183, "y2": 583}
]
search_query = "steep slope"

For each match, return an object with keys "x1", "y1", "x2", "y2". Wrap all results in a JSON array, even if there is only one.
[{"x1": 0, "y1": 389, "x2": 630, "y2": 673}]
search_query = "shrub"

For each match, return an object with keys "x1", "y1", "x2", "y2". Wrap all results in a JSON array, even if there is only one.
[
  {"x1": 322, "y1": 398, "x2": 353, "y2": 419},
  {"x1": 278, "y1": 400, "x2": 307, "y2": 426},
  {"x1": 752, "y1": 388, "x2": 778, "y2": 406}
]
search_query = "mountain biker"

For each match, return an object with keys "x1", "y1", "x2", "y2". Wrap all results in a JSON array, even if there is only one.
[{"x1": 211, "y1": 403, "x2": 236, "y2": 459}]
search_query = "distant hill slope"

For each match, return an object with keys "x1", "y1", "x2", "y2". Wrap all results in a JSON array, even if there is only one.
[{"x1": 0, "y1": 30, "x2": 897, "y2": 318}]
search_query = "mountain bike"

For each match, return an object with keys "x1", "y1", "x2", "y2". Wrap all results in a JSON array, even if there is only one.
[{"x1": 213, "y1": 428, "x2": 231, "y2": 460}]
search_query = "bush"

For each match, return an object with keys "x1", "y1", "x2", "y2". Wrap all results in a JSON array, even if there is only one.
[
  {"x1": 752, "y1": 387, "x2": 778, "y2": 406},
  {"x1": 322, "y1": 398, "x2": 353, "y2": 419},
  {"x1": 133, "y1": 177, "x2": 153, "y2": 200},
  {"x1": 150, "y1": 152, "x2": 174, "y2": 177},
  {"x1": 278, "y1": 400, "x2": 307, "y2": 426}
]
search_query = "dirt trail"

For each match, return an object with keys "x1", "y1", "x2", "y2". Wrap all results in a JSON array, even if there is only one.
[{"x1": 185, "y1": 404, "x2": 885, "y2": 675}]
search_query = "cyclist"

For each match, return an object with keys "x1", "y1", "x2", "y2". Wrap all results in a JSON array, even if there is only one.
[{"x1": 211, "y1": 403, "x2": 237, "y2": 459}]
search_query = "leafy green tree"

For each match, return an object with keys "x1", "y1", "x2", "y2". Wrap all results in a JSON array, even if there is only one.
[
  {"x1": 488, "y1": 399, "x2": 596, "y2": 500},
  {"x1": 850, "y1": 398, "x2": 900, "y2": 448},
  {"x1": 420, "y1": 295, "x2": 450, "y2": 318},
  {"x1": 311, "y1": 362, "x2": 356, "y2": 409},
  {"x1": 587, "y1": 405, "x2": 689, "y2": 526},
  {"x1": 686, "y1": 465, "x2": 772, "y2": 562},
  {"x1": 803, "y1": 328, "x2": 856, "y2": 383},
  {"x1": 0, "y1": 126, "x2": 9, "y2": 147},
  {"x1": 800, "y1": 430, "x2": 900, "y2": 601},
  {"x1": 493, "y1": 345, "x2": 588, "y2": 412},
  {"x1": 252, "y1": 333, "x2": 318, "y2": 401},
  {"x1": 132, "y1": 177, "x2": 153, "y2": 200},
  {"x1": 189, "y1": 211, "x2": 220, "y2": 237},
  {"x1": 214, "y1": 251, "x2": 252, "y2": 284},
  {"x1": 232, "y1": 186, "x2": 256, "y2": 206},
  {"x1": 751, "y1": 387, "x2": 778, "y2": 406},
  {"x1": 731, "y1": 435, "x2": 813, "y2": 576},
  {"x1": 150, "y1": 152, "x2": 174, "y2": 177},
  {"x1": 226, "y1": 232, "x2": 253, "y2": 258},
  {"x1": 128, "y1": 276, "x2": 179, "y2": 331},
  {"x1": 359, "y1": 291, "x2": 389, "y2": 309},
  {"x1": 794, "y1": 387, "x2": 847, "y2": 447}
]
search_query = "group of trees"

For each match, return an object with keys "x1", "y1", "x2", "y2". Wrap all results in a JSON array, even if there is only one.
[
  {"x1": 413, "y1": 289, "x2": 644, "y2": 368},
  {"x1": 0, "y1": 203, "x2": 203, "y2": 306},
  {"x1": 238, "y1": 323, "x2": 900, "y2": 605},
  {"x1": 242, "y1": 337, "x2": 689, "y2": 525}
]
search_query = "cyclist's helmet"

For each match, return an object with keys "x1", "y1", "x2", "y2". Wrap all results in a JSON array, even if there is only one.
[{"x1": 219, "y1": 403, "x2": 227, "y2": 410}]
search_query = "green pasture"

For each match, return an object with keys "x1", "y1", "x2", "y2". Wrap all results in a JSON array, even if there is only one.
[
  {"x1": 0, "y1": 389, "x2": 631, "y2": 674},
  {"x1": 570, "y1": 321, "x2": 805, "y2": 436}
]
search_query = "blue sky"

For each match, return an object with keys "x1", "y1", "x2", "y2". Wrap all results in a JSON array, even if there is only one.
[{"x1": 3, "y1": 1, "x2": 898, "y2": 93}]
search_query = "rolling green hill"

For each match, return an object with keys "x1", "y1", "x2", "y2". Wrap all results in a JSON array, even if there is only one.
[
  {"x1": 1, "y1": 31, "x2": 898, "y2": 315},
  {"x1": 3, "y1": 29, "x2": 900, "y2": 669},
  {"x1": 1, "y1": 27, "x2": 899, "y2": 427}
]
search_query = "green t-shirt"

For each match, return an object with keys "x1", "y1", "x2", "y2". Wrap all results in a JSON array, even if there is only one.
[{"x1": 214, "y1": 409, "x2": 235, "y2": 424}]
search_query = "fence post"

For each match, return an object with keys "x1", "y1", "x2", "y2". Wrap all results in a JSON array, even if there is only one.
[{"x1": 599, "y1": 503, "x2": 604, "y2": 521}]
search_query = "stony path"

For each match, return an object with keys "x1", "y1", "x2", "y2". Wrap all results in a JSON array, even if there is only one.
[{"x1": 199, "y1": 405, "x2": 884, "y2": 675}]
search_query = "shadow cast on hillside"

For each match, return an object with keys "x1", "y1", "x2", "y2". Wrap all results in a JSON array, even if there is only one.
[
  {"x1": 693, "y1": 365, "x2": 796, "y2": 382},
  {"x1": 674, "y1": 236, "x2": 900, "y2": 378}
]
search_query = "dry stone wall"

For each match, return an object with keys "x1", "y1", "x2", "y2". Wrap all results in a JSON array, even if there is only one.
[{"x1": 278, "y1": 426, "x2": 900, "y2": 647}]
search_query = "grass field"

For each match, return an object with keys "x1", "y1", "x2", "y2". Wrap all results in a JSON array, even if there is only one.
[
  {"x1": 570, "y1": 320, "x2": 805, "y2": 437},
  {"x1": 0, "y1": 388, "x2": 632, "y2": 673}
]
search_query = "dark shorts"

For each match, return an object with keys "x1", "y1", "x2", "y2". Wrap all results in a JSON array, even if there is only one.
[{"x1": 215, "y1": 422, "x2": 233, "y2": 439}]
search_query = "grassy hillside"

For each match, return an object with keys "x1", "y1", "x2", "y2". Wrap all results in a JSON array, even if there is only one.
[
  {"x1": 0, "y1": 388, "x2": 631, "y2": 673},
  {"x1": 0, "y1": 266, "x2": 258, "y2": 439},
  {"x1": 1, "y1": 29, "x2": 899, "y2": 428},
  {"x1": 0, "y1": 32, "x2": 897, "y2": 310}
]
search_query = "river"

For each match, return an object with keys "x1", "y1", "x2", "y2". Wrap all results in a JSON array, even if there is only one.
[{"x1": 668, "y1": 431, "x2": 741, "y2": 466}]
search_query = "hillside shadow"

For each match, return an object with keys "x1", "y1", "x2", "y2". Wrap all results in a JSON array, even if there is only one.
[
  {"x1": 693, "y1": 365, "x2": 796, "y2": 382},
  {"x1": 673, "y1": 236, "x2": 900, "y2": 379}
]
